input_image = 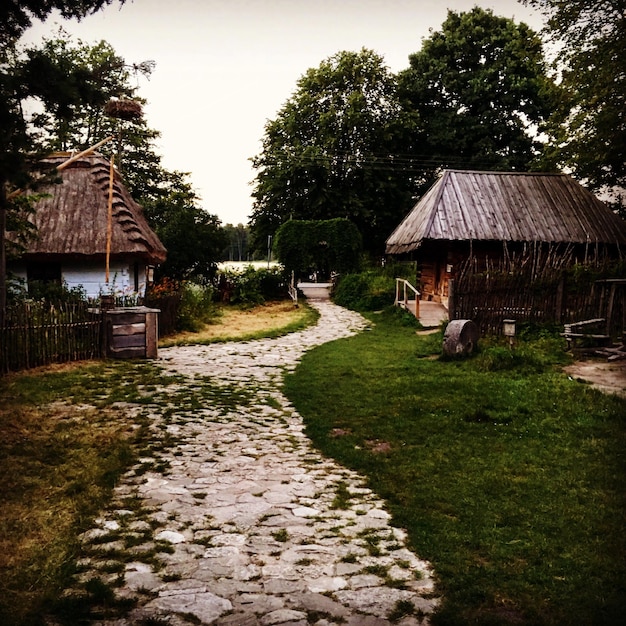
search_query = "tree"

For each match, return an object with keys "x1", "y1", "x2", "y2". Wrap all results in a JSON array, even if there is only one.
[
  {"x1": 522, "y1": 0, "x2": 626, "y2": 208},
  {"x1": 219, "y1": 223, "x2": 250, "y2": 262},
  {"x1": 397, "y1": 7, "x2": 555, "y2": 189},
  {"x1": 273, "y1": 218, "x2": 362, "y2": 279},
  {"x1": 250, "y1": 48, "x2": 413, "y2": 256},
  {"x1": 23, "y1": 34, "x2": 155, "y2": 152},
  {"x1": 0, "y1": 0, "x2": 125, "y2": 45},
  {"x1": 142, "y1": 170, "x2": 227, "y2": 283}
]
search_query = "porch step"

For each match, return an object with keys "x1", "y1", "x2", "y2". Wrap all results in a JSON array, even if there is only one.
[{"x1": 418, "y1": 300, "x2": 448, "y2": 328}]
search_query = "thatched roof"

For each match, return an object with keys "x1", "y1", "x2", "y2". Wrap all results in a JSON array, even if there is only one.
[
  {"x1": 386, "y1": 170, "x2": 626, "y2": 254},
  {"x1": 16, "y1": 152, "x2": 166, "y2": 264}
]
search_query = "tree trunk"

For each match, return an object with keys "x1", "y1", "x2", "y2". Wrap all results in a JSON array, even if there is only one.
[{"x1": 0, "y1": 182, "x2": 7, "y2": 329}]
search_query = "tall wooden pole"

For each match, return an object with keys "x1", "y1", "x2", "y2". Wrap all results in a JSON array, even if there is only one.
[
  {"x1": 106, "y1": 155, "x2": 114, "y2": 284},
  {"x1": 0, "y1": 183, "x2": 7, "y2": 329}
]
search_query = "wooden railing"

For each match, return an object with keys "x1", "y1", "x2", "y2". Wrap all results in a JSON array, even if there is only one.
[{"x1": 395, "y1": 278, "x2": 420, "y2": 318}]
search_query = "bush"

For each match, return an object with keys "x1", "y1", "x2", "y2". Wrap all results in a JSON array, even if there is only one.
[
  {"x1": 10, "y1": 279, "x2": 87, "y2": 304},
  {"x1": 219, "y1": 266, "x2": 286, "y2": 306},
  {"x1": 332, "y1": 271, "x2": 396, "y2": 311},
  {"x1": 177, "y1": 282, "x2": 218, "y2": 332}
]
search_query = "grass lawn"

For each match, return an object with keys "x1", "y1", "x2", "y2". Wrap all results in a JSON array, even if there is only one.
[
  {"x1": 284, "y1": 309, "x2": 626, "y2": 626},
  {"x1": 159, "y1": 300, "x2": 318, "y2": 346}
]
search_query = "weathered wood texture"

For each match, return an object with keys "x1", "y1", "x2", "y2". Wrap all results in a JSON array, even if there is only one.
[
  {"x1": 386, "y1": 170, "x2": 626, "y2": 254},
  {"x1": 104, "y1": 308, "x2": 159, "y2": 359},
  {"x1": 450, "y1": 262, "x2": 626, "y2": 338},
  {"x1": 0, "y1": 302, "x2": 101, "y2": 374},
  {"x1": 144, "y1": 293, "x2": 181, "y2": 337}
]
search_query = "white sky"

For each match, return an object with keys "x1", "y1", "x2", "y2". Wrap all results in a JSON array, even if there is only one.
[{"x1": 21, "y1": 0, "x2": 545, "y2": 226}]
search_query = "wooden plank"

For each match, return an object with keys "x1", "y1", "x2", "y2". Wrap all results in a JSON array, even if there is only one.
[
  {"x1": 107, "y1": 312, "x2": 146, "y2": 325},
  {"x1": 112, "y1": 334, "x2": 145, "y2": 349},
  {"x1": 112, "y1": 322, "x2": 145, "y2": 336},
  {"x1": 109, "y1": 346, "x2": 146, "y2": 358},
  {"x1": 145, "y1": 311, "x2": 158, "y2": 359}
]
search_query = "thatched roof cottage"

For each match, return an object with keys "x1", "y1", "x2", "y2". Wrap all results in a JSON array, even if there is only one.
[
  {"x1": 9, "y1": 152, "x2": 166, "y2": 299},
  {"x1": 386, "y1": 170, "x2": 626, "y2": 304}
]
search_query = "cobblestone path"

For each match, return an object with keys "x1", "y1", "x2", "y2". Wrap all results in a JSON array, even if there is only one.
[{"x1": 72, "y1": 300, "x2": 439, "y2": 626}]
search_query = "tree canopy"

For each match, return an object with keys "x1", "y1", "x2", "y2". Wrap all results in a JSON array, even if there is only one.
[
  {"x1": 143, "y1": 171, "x2": 227, "y2": 283},
  {"x1": 250, "y1": 12, "x2": 557, "y2": 259},
  {"x1": 397, "y1": 6, "x2": 554, "y2": 185},
  {"x1": 0, "y1": 0, "x2": 125, "y2": 45},
  {"x1": 523, "y1": 0, "x2": 626, "y2": 206},
  {"x1": 250, "y1": 48, "x2": 413, "y2": 256}
]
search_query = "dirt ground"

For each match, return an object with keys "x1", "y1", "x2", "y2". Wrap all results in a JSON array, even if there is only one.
[{"x1": 563, "y1": 358, "x2": 626, "y2": 398}]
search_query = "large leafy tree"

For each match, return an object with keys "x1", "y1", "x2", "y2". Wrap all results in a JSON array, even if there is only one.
[
  {"x1": 24, "y1": 34, "x2": 155, "y2": 153},
  {"x1": 522, "y1": 0, "x2": 626, "y2": 207},
  {"x1": 397, "y1": 7, "x2": 555, "y2": 189},
  {"x1": 250, "y1": 48, "x2": 413, "y2": 256}
]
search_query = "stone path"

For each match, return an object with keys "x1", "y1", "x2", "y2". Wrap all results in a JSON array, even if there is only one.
[{"x1": 70, "y1": 300, "x2": 439, "y2": 626}]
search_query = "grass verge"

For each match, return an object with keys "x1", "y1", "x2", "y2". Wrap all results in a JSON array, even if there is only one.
[
  {"x1": 0, "y1": 360, "x2": 176, "y2": 625},
  {"x1": 159, "y1": 299, "x2": 319, "y2": 346},
  {"x1": 284, "y1": 308, "x2": 626, "y2": 626}
]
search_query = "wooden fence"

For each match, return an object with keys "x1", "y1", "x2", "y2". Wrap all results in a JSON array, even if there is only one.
[
  {"x1": 449, "y1": 260, "x2": 626, "y2": 338},
  {"x1": 0, "y1": 301, "x2": 102, "y2": 374},
  {"x1": 143, "y1": 293, "x2": 181, "y2": 337}
]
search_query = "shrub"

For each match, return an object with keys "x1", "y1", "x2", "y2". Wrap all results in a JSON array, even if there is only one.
[
  {"x1": 177, "y1": 282, "x2": 218, "y2": 332},
  {"x1": 10, "y1": 279, "x2": 87, "y2": 304},
  {"x1": 333, "y1": 271, "x2": 396, "y2": 311},
  {"x1": 219, "y1": 266, "x2": 286, "y2": 306}
]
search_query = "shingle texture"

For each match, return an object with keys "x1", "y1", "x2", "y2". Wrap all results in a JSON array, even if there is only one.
[{"x1": 386, "y1": 170, "x2": 626, "y2": 254}]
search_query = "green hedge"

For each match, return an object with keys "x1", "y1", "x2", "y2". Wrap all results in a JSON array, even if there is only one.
[{"x1": 274, "y1": 218, "x2": 362, "y2": 277}]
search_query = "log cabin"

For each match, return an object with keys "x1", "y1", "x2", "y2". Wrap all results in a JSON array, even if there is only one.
[{"x1": 385, "y1": 170, "x2": 626, "y2": 307}]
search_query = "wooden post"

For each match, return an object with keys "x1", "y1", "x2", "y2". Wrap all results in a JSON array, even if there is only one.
[
  {"x1": 606, "y1": 282, "x2": 617, "y2": 338},
  {"x1": 448, "y1": 278, "x2": 455, "y2": 321},
  {"x1": 145, "y1": 309, "x2": 158, "y2": 359},
  {"x1": 106, "y1": 155, "x2": 114, "y2": 285},
  {"x1": 56, "y1": 136, "x2": 114, "y2": 172},
  {"x1": 555, "y1": 276, "x2": 565, "y2": 323}
]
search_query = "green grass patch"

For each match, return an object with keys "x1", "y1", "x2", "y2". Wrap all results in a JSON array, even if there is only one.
[
  {"x1": 284, "y1": 309, "x2": 626, "y2": 626},
  {"x1": 0, "y1": 357, "x2": 247, "y2": 625},
  {"x1": 160, "y1": 300, "x2": 319, "y2": 347}
]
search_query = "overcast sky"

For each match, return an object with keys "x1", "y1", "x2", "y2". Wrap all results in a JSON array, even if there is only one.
[{"x1": 22, "y1": 0, "x2": 545, "y2": 226}]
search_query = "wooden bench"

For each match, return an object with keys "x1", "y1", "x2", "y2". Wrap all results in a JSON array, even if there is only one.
[{"x1": 562, "y1": 318, "x2": 611, "y2": 350}]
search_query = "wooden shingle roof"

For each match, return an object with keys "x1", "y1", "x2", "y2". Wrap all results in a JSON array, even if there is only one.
[
  {"x1": 386, "y1": 170, "x2": 626, "y2": 254},
  {"x1": 19, "y1": 152, "x2": 166, "y2": 264}
]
